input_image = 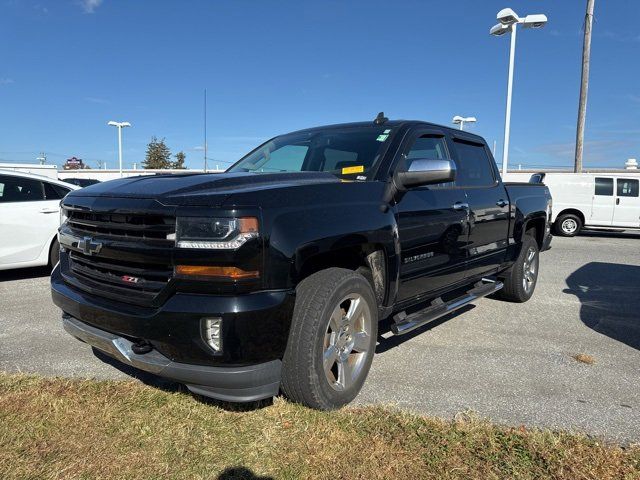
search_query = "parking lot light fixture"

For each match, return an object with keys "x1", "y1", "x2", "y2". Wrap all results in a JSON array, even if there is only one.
[
  {"x1": 107, "y1": 120, "x2": 132, "y2": 178},
  {"x1": 490, "y1": 8, "x2": 547, "y2": 176},
  {"x1": 452, "y1": 116, "x2": 477, "y2": 130}
]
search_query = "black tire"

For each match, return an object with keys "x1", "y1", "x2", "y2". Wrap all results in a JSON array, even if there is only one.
[
  {"x1": 554, "y1": 213, "x2": 582, "y2": 237},
  {"x1": 49, "y1": 238, "x2": 60, "y2": 270},
  {"x1": 281, "y1": 268, "x2": 378, "y2": 410},
  {"x1": 495, "y1": 234, "x2": 540, "y2": 303}
]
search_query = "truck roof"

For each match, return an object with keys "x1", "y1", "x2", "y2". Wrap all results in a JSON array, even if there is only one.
[{"x1": 288, "y1": 120, "x2": 487, "y2": 142}]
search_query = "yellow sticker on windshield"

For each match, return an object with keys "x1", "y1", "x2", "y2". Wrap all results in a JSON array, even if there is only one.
[{"x1": 342, "y1": 165, "x2": 364, "y2": 174}]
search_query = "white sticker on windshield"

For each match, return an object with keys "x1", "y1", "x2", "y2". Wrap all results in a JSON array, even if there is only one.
[{"x1": 376, "y1": 134, "x2": 389, "y2": 142}]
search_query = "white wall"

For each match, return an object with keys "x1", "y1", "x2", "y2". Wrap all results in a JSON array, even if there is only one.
[
  {"x1": 0, "y1": 163, "x2": 59, "y2": 179},
  {"x1": 57, "y1": 168, "x2": 225, "y2": 182},
  {"x1": 501, "y1": 172, "x2": 535, "y2": 183}
]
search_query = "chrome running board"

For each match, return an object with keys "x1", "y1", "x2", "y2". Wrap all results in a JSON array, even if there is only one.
[{"x1": 391, "y1": 278, "x2": 503, "y2": 335}]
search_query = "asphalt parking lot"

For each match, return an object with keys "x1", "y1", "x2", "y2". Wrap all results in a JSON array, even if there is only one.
[{"x1": 1, "y1": 232, "x2": 638, "y2": 442}]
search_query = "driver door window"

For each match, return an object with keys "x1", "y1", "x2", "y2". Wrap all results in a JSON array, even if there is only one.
[{"x1": 404, "y1": 135, "x2": 451, "y2": 188}]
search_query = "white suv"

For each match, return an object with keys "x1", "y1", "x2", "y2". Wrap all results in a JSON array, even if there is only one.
[{"x1": 0, "y1": 170, "x2": 79, "y2": 271}]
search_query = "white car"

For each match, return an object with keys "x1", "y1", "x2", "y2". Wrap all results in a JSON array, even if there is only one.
[
  {"x1": 530, "y1": 172, "x2": 640, "y2": 236},
  {"x1": 0, "y1": 169, "x2": 79, "y2": 271}
]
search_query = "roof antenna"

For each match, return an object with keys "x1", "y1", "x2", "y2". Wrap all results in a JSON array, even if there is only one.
[{"x1": 374, "y1": 111, "x2": 388, "y2": 125}]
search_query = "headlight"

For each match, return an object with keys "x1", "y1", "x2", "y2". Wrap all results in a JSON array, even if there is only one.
[
  {"x1": 60, "y1": 207, "x2": 68, "y2": 227},
  {"x1": 175, "y1": 216, "x2": 259, "y2": 249}
]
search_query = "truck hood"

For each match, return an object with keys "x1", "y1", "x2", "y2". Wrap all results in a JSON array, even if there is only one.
[{"x1": 67, "y1": 171, "x2": 342, "y2": 206}]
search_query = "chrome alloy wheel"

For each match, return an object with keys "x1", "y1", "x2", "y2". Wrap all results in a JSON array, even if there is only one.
[
  {"x1": 322, "y1": 294, "x2": 372, "y2": 391},
  {"x1": 522, "y1": 246, "x2": 538, "y2": 294},
  {"x1": 561, "y1": 218, "x2": 578, "y2": 235}
]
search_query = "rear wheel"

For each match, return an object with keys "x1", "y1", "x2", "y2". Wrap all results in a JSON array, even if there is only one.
[
  {"x1": 281, "y1": 268, "x2": 378, "y2": 410},
  {"x1": 554, "y1": 213, "x2": 582, "y2": 237},
  {"x1": 495, "y1": 234, "x2": 539, "y2": 303},
  {"x1": 49, "y1": 238, "x2": 60, "y2": 270}
]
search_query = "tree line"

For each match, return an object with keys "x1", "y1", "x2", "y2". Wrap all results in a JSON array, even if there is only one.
[{"x1": 142, "y1": 136, "x2": 187, "y2": 169}]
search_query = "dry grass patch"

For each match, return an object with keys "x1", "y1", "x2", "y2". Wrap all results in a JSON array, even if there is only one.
[
  {"x1": 1, "y1": 373, "x2": 638, "y2": 479},
  {"x1": 573, "y1": 353, "x2": 596, "y2": 365}
]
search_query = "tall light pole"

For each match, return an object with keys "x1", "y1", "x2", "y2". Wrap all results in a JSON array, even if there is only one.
[
  {"x1": 452, "y1": 115, "x2": 477, "y2": 130},
  {"x1": 107, "y1": 121, "x2": 131, "y2": 178},
  {"x1": 490, "y1": 8, "x2": 547, "y2": 176},
  {"x1": 574, "y1": 0, "x2": 595, "y2": 173}
]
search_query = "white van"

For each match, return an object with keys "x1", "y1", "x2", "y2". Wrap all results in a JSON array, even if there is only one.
[
  {"x1": 0, "y1": 170, "x2": 78, "y2": 271},
  {"x1": 530, "y1": 172, "x2": 640, "y2": 236}
]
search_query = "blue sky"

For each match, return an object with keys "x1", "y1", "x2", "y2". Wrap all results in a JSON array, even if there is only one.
[{"x1": 0, "y1": 0, "x2": 638, "y2": 170}]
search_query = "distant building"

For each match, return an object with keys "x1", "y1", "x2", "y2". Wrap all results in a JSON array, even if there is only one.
[{"x1": 63, "y1": 157, "x2": 89, "y2": 170}]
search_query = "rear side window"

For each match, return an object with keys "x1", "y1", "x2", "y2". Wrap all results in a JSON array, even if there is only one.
[
  {"x1": 43, "y1": 182, "x2": 71, "y2": 200},
  {"x1": 452, "y1": 139, "x2": 496, "y2": 187},
  {"x1": 594, "y1": 177, "x2": 613, "y2": 196},
  {"x1": 617, "y1": 179, "x2": 639, "y2": 197},
  {"x1": 0, "y1": 175, "x2": 45, "y2": 203}
]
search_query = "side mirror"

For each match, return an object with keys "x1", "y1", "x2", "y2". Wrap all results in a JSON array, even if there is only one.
[
  {"x1": 379, "y1": 159, "x2": 456, "y2": 212},
  {"x1": 395, "y1": 159, "x2": 456, "y2": 190}
]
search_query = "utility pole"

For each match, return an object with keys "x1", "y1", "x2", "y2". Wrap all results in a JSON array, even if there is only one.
[
  {"x1": 36, "y1": 152, "x2": 46, "y2": 165},
  {"x1": 204, "y1": 89, "x2": 208, "y2": 173},
  {"x1": 574, "y1": 0, "x2": 595, "y2": 173}
]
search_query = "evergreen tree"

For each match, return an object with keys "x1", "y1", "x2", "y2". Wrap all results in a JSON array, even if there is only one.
[
  {"x1": 143, "y1": 136, "x2": 172, "y2": 169},
  {"x1": 172, "y1": 151, "x2": 186, "y2": 169}
]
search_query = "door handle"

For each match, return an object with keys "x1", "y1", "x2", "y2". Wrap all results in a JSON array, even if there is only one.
[
  {"x1": 616, "y1": 198, "x2": 620, "y2": 205},
  {"x1": 39, "y1": 208, "x2": 58, "y2": 214},
  {"x1": 452, "y1": 202, "x2": 469, "y2": 211},
  {"x1": 496, "y1": 199, "x2": 508, "y2": 208}
]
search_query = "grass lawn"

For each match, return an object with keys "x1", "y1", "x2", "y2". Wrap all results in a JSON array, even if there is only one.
[{"x1": 1, "y1": 373, "x2": 638, "y2": 479}]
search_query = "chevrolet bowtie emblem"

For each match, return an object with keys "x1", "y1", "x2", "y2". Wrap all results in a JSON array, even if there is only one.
[{"x1": 78, "y1": 236, "x2": 102, "y2": 256}]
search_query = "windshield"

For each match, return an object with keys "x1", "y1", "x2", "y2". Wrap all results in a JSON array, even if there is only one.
[{"x1": 227, "y1": 126, "x2": 392, "y2": 179}]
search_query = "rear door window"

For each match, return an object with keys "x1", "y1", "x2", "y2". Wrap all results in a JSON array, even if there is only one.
[
  {"x1": 617, "y1": 179, "x2": 639, "y2": 197},
  {"x1": 452, "y1": 139, "x2": 496, "y2": 187},
  {"x1": 0, "y1": 175, "x2": 45, "y2": 203},
  {"x1": 594, "y1": 177, "x2": 614, "y2": 196}
]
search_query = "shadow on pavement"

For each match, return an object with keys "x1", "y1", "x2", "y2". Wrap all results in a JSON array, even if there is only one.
[
  {"x1": 565, "y1": 262, "x2": 640, "y2": 350},
  {"x1": 0, "y1": 266, "x2": 50, "y2": 282},
  {"x1": 92, "y1": 347, "x2": 273, "y2": 411}
]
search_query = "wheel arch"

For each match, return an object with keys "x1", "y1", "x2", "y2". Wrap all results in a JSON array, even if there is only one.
[
  {"x1": 556, "y1": 208, "x2": 586, "y2": 226},
  {"x1": 523, "y1": 217, "x2": 546, "y2": 249},
  {"x1": 296, "y1": 243, "x2": 388, "y2": 309}
]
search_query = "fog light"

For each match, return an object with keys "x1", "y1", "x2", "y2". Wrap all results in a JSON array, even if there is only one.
[{"x1": 203, "y1": 317, "x2": 222, "y2": 353}]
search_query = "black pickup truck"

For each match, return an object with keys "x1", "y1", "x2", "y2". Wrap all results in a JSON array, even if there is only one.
[{"x1": 52, "y1": 116, "x2": 552, "y2": 410}]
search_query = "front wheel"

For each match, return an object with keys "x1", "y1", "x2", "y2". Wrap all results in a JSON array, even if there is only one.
[
  {"x1": 495, "y1": 234, "x2": 540, "y2": 303},
  {"x1": 281, "y1": 268, "x2": 378, "y2": 410}
]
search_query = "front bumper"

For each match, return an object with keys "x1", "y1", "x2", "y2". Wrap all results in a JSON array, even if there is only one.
[
  {"x1": 51, "y1": 263, "x2": 295, "y2": 402},
  {"x1": 63, "y1": 315, "x2": 281, "y2": 402}
]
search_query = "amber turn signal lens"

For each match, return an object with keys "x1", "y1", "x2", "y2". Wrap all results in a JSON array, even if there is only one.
[
  {"x1": 175, "y1": 265, "x2": 260, "y2": 279},
  {"x1": 238, "y1": 217, "x2": 259, "y2": 233}
]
